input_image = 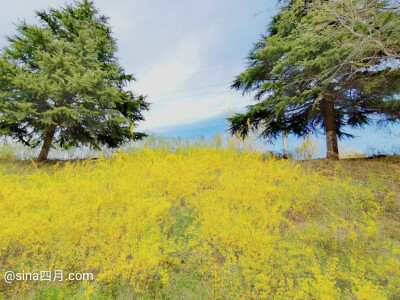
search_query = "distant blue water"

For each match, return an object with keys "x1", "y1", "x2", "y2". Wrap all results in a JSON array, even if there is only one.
[{"x1": 151, "y1": 116, "x2": 400, "y2": 157}]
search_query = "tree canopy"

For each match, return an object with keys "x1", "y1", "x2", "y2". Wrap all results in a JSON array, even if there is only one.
[
  {"x1": 229, "y1": 0, "x2": 400, "y2": 158},
  {"x1": 0, "y1": 0, "x2": 149, "y2": 161}
]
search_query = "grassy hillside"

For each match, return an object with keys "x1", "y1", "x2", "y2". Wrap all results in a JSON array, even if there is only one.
[{"x1": 0, "y1": 148, "x2": 399, "y2": 299}]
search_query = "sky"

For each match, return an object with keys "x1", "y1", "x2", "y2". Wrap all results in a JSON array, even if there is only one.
[
  {"x1": 0, "y1": 0, "x2": 277, "y2": 131},
  {"x1": 0, "y1": 0, "x2": 399, "y2": 155}
]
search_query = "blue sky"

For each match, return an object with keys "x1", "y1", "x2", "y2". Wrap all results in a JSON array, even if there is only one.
[{"x1": 1, "y1": 0, "x2": 399, "y2": 154}]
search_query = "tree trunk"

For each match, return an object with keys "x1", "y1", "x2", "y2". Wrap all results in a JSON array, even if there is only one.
[
  {"x1": 37, "y1": 125, "x2": 56, "y2": 162},
  {"x1": 282, "y1": 131, "x2": 289, "y2": 157},
  {"x1": 321, "y1": 97, "x2": 339, "y2": 159}
]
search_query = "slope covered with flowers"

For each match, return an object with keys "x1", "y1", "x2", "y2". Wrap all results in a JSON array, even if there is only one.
[{"x1": 0, "y1": 147, "x2": 399, "y2": 299}]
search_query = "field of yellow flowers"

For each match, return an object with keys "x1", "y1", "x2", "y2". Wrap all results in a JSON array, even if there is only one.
[{"x1": 0, "y1": 146, "x2": 399, "y2": 299}]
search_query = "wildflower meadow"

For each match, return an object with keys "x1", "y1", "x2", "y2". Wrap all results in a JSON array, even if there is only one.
[{"x1": 0, "y1": 144, "x2": 399, "y2": 299}]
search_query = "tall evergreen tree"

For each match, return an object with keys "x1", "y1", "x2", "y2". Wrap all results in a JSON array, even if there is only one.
[
  {"x1": 0, "y1": 0, "x2": 149, "y2": 161},
  {"x1": 230, "y1": 0, "x2": 400, "y2": 159}
]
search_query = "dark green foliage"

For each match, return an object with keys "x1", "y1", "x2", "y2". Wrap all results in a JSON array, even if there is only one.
[
  {"x1": 229, "y1": 0, "x2": 400, "y2": 158},
  {"x1": 0, "y1": 0, "x2": 149, "y2": 159}
]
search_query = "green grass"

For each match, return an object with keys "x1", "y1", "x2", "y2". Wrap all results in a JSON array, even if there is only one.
[{"x1": 299, "y1": 156, "x2": 400, "y2": 245}]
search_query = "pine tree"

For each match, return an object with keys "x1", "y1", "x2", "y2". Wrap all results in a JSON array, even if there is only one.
[
  {"x1": 0, "y1": 0, "x2": 149, "y2": 161},
  {"x1": 230, "y1": 0, "x2": 400, "y2": 159}
]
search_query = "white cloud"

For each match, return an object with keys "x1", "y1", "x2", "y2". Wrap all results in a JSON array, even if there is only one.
[
  {"x1": 138, "y1": 89, "x2": 255, "y2": 131},
  {"x1": 133, "y1": 34, "x2": 206, "y2": 99}
]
